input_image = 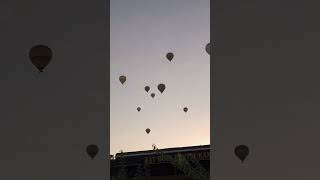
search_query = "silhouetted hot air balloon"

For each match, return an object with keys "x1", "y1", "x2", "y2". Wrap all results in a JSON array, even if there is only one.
[
  {"x1": 157, "y1": 84, "x2": 166, "y2": 93},
  {"x1": 119, "y1": 75, "x2": 126, "y2": 85},
  {"x1": 151, "y1": 93, "x2": 155, "y2": 98},
  {"x1": 146, "y1": 128, "x2": 150, "y2": 134},
  {"x1": 29, "y1": 45, "x2": 52, "y2": 72},
  {"x1": 183, "y1": 107, "x2": 188, "y2": 113},
  {"x1": 234, "y1": 145, "x2": 249, "y2": 163},
  {"x1": 145, "y1": 86, "x2": 150, "y2": 93},
  {"x1": 137, "y1": 107, "x2": 141, "y2": 112},
  {"x1": 205, "y1": 43, "x2": 211, "y2": 55},
  {"x1": 166, "y1": 52, "x2": 174, "y2": 62},
  {"x1": 86, "y1": 144, "x2": 99, "y2": 160}
]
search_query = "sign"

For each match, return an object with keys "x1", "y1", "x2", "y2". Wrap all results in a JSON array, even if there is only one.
[{"x1": 144, "y1": 152, "x2": 210, "y2": 165}]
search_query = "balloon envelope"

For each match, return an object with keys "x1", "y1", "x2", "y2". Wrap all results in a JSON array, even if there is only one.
[
  {"x1": 183, "y1": 107, "x2": 188, "y2": 113},
  {"x1": 146, "y1": 128, "x2": 151, "y2": 134},
  {"x1": 234, "y1": 145, "x2": 249, "y2": 163},
  {"x1": 205, "y1": 43, "x2": 211, "y2": 55},
  {"x1": 158, "y1": 84, "x2": 166, "y2": 93},
  {"x1": 166, "y1": 52, "x2": 174, "y2": 61},
  {"x1": 29, "y1": 45, "x2": 52, "y2": 72},
  {"x1": 86, "y1": 144, "x2": 99, "y2": 160},
  {"x1": 151, "y1": 93, "x2": 155, "y2": 98},
  {"x1": 145, "y1": 86, "x2": 150, "y2": 92},
  {"x1": 137, "y1": 107, "x2": 141, "y2": 112},
  {"x1": 119, "y1": 76, "x2": 126, "y2": 84}
]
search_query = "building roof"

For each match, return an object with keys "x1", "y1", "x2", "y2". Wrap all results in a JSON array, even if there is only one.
[{"x1": 114, "y1": 144, "x2": 210, "y2": 158}]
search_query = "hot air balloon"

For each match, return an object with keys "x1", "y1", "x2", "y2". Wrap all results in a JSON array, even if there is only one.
[
  {"x1": 137, "y1": 107, "x2": 141, "y2": 112},
  {"x1": 157, "y1": 84, "x2": 166, "y2": 94},
  {"x1": 119, "y1": 75, "x2": 126, "y2": 85},
  {"x1": 183, "y1": 107, "x2": 188, "y2": 113},
  {"x1": 86, "y1": 144, "x2": 99, "y2": 160},
  {"x1": 234, "y1": 145, "x2": 249, "y2": 163},
  {"x1": 205, "y1": 43, "x2": 211, "y2": 55},
  {"x1": 146, "y1": 128, "x2": 151, "y2": 134},
  {"x1": 29, "y1": 45, "x2": 52, "y2": 72},
  {"x1": 166, "y1": 52, "x2": 174, "y2": 62},
  {"x1": 151, "y1": 93, "x2": 155, "y2": 98},
  {"x1": 145, "y1": 86, "x2": 150, "y2": 93}
]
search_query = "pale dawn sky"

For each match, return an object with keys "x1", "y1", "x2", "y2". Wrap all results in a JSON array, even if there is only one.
[{"x1": 110, "y1": 0, "x2": 210, "y2": 155}]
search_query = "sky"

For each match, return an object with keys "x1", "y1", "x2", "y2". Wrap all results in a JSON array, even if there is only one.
[{"x1": 110, "y1": 0, "x2": 210, "y2": 155}]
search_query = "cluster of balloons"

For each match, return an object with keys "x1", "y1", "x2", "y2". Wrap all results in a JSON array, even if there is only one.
[
  {"x1": 119, "y1": 76, "x2": 166, "y2": 99},
  {"x1": 116, "y1": 43, "x2": 211, "y2": 137},
  {"x1": 117, "y1": 52, "x2": 193, "y2": 135}
]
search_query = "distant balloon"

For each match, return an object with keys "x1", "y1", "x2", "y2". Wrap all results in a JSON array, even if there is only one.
[
  {"x1": 119, "y1": 75, "x2": 126, "y2": 84},
  {"x1": 166, "y1": 52, "x2": 174, "y2": 61},
  {"x1": 205, "y1": 43, "x2": 211, "y2": 55},
  {"x1": 157, "y1": 84, "x2": 166, "y2": 93},
  {"x1": 145, "y1": 86, "x2": 150, "y2": 93},
  {"x1": 234, "y1": 145, "x2": 249, "y2": 163},
  {"x1": 183, "y1": 107, "x2": 188, "y2": 113},
  {"x1": 137, "y1": 107, "x2": 141, "y2": 112},
  {"x1": 146, "y1": 128, "x2": 151, "y2": 134},
  {"x1": 86, "y1": 144, "x2": 99, "y2": 160},
  {"x1": 29, "y1": 45, "x2": 52, "y2": 72},
  {"x1": 151, "y1": 93, "x2": 155, "y2": 98}
]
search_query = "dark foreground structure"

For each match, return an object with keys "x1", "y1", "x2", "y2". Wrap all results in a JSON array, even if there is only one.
[{"x1": 111, "y1": 145, "x2": 210, "y2": 180}]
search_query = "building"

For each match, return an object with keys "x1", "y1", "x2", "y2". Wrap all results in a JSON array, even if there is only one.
[{"x1": 111, "y1": 145, "x2": 210, "y2": 180}]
